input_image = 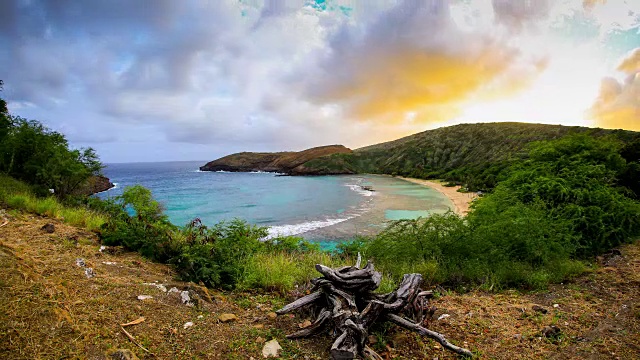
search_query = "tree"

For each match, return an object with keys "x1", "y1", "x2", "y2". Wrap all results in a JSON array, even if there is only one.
[{"x1": 0, "y1": 81, "x2": 104, "y2": 197}]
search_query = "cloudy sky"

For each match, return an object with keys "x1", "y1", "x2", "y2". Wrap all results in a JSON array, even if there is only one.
[{"x1": 1, "y1": 0, "x2": 639, "y2": 163}]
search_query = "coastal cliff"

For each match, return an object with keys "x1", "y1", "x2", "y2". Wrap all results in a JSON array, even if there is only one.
[
  {"x1": 199, "y1": 145, "x2": 353, "y2": 175},
  {"x1": 73, "y1": 175, "x2": 115, "y2": 196}
]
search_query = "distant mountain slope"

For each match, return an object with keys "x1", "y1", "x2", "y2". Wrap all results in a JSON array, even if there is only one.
[
  {"x1": 302, "y1": 122, "x2": 640, "y2": 190},
  {"x1": 199, "y1": 145, "x2": 352, "y2": 174}
]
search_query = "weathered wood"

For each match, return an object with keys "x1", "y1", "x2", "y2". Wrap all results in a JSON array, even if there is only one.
[
  {"x1": 386, "y1": 314, "x2": 473, "y2": 358},
  {"x1": 286, "y1": 309, "x2": 332, "y2": 339},
  {"x1": 363, "y1": 346, "x2": 383, "y2": 360},
  {"x1": 275, "y1": 291, "x2": 322, "y2": 315},
  {"x1": 276, "y1": 261, "x2": 473, "y2": 359}
]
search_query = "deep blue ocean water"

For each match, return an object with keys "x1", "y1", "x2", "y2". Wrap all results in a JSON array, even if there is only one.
[{"x1": 99, "y1": 161, "x2": 453, "y2": 245}]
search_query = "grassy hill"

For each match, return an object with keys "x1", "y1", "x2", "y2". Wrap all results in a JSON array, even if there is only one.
[{"x1": 302, "y1": 122, "x2": 640, "y2": 190}]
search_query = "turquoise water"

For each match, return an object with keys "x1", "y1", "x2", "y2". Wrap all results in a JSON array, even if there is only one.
[{"x1": 99, "y1": 161, "x2": 453, "y2": 244}]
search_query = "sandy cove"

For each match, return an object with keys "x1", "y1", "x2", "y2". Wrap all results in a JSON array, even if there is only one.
[{"x1": 398, "y1": 177, "x2": 478, "y2": 216}]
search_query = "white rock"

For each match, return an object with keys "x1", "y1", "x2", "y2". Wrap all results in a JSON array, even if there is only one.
[
  {"x1": 437, "y1": 314, "x2": 450, "y2": 321},
  {"x1": 84, "y1": 268, "x2": 96, "y2": 278},
  {"x1": 168, "y1": 287, "x2": 180, "y2": 293},
  {"x1": 99, "y1": 245, "x2": 106, "y2": 252},
  {"x1": 197, "y1": 315, "x2": 204, "y2": 319},
  {"x1": 137, "y1": 295, "x2": 153, "y2": 301},
  {"x1": 183, "y1": 321, "x2": 194, "y2": 329},
  {"x1": 75, "y1": 258, "x2": 86, "y2": 267},
  {"x1": 180, "y1": 291, "x2": 194, "y2": 306},
  {"x1": 553, "y1": 304, "x2": 560, "y2": 308},
  {"x1": 262, "y1": 339, "x2": 282, "y2": 358},
  {"x1": 102, "y1": 261, "x2": 117, "y2": 265}
]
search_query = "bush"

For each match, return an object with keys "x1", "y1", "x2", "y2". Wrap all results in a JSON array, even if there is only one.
[{"x1": 358, "y1": 135, "x2": 640, "y2": 290}]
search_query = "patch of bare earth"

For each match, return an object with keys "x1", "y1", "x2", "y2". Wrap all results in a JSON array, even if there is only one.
[{"x1": 0, "y1": 211, "x2": 638, "y2": 359}]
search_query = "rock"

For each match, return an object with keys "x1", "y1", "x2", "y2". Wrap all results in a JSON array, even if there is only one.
[
  {"x1": 75, "y1": 258, "x2": 86, "y2": 267},
  {"x1": 256, "y1": 336, "x2": 266, "y2": 344},
  {"x1": 180, "y1": 291, "x2": 194, "y2": 307},
  {"x1": 197, "y1": 315, "x2": 204, "y2": 319},
  {"x1": 183, "y1": 321, "x2": 194, "y2": 329},
  {"x1": 187, "y1": 283, "x2": 214, "y2": 303},
  {"x1": 266, "y1": 312, "x2": 278, "y2": 320},
  {"x1": 262, "y1": 339, "x2": 282, "y2": 358},
  {"x1": 41, "y1": 223, "x2": 55, "y2": 233},
  {"x1": 532, "y1": 305, "x2": 548, "y2": 314},
  {"x1": 553, "y1": 304, "x2": 560, "y2": 308},
  {"x1": 84, "y1": 268, "x2": 96, "y2": 279},
  {"x1": 137, "y1": 295, "x2": 153, "y2": 301},
  {"x1": 219, "y1": 313, "x2": 238, "y2": 323},
  {"x1": 168, "y1": 287, "x2": 180, "y2": 293},
  {"x1": 437, "y1": 314, "x2": 450, "y2": 321},
  {"x1": 109, "y1": 349, "x2": 139, "y2": 360},
  {"x1": 542, "y1": 325, "x2": 562, "y2": 339},
  {"x1": 298, "y1": 320, "x2": 312, "y2": 328}
]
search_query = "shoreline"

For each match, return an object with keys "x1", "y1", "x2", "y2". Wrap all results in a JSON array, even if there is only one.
[{"x1": 397, "y1": 177, "x2": 478, "y2": 216}]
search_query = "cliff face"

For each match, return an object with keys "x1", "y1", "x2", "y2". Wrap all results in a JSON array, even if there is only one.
[
  {"x1": 73, "y1": 175, "x2": 114, "y2": 196},
  {"x1": 199, "y1": 145, "x2": 352, "y2": 174}
]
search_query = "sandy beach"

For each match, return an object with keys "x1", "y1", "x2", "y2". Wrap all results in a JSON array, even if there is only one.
[{"x1": 398, "y1": 177, "x2": 478, "y2": 215}]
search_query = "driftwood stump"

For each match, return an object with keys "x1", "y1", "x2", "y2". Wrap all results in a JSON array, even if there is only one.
[{"x1": 276, "y1": 256, "x2": 473, "y2": 359}]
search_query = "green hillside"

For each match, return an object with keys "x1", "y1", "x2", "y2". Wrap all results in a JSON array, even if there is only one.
[{"x1": 303, "y1": 122, "x2": 640, "y2": 190}]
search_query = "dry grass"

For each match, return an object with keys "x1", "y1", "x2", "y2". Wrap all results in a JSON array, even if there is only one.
[{"x1": 0, "y1": 209, "x2": 638, "y2": 359}]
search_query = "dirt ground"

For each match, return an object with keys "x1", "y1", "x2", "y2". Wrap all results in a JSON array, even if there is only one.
[{"x1": 1, "y1": 211, "x2": 638, "y2": 359}]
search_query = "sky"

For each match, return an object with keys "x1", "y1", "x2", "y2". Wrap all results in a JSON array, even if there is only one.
[{"x1": 1, "y1": 0, "x2": 639, "y2": 163}]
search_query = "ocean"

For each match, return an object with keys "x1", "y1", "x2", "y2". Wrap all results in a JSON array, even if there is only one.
[{"x1": 99, "y1": 161, "x2": 453, "y2": 248}]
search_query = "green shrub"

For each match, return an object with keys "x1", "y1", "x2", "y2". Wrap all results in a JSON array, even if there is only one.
[{"x1": 240, "y1": 250, "x2": 351, "y2": 293}]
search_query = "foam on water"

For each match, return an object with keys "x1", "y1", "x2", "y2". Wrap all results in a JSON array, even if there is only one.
[{"x1": 265, "y1": 217, "x2": 351, "y2": 239}]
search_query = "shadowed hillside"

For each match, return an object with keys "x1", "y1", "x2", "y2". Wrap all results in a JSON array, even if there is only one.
[{"x1": 200, "y1": 145, "x2": 352, "y2": 174}]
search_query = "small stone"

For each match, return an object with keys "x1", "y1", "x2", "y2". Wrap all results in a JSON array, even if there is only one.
[
  {"x1": 84, "y1": 268, "x2": 96, "y2": 279},
  {"x1": 437, "y1": 314, "x2": 450, "y2": 321},
  {"x1": 262, "y1": 339, "x2": 282, "y2": 358},
  {"x1": 41, "y1": 223, "x2": 55, "y2": 233},
  {"x1": 197, "y1": 315, "x2": 204, "y2": 319},
  {"x1": 266, "y1": 312, "x2": 277, "y2": 320},
  {"x1": 298, "y1": 320, "x2": 312, "y2": 328},
  {"x1": 219, "y1": 313, "x2": 238, "y2": 323},
  {"x1": 109, "y1": 349, "x2": 139, "y2": 360},
  {"x1": 137, "y1": 295, "x2": 153, "y2": 301},
  {"x1": 75, "y1": 258, "x2": 86, "y2": 267},
  {"x1": 183, "y1": 321, "x2": 194, "y2": 329},
  {"x1": 180, "y1": 291, "x2": 194, "y2": 306},
  {"x1": 256, "y1": 336, "x2": 266, "y2": 344},
  {"x1": 168, "y1": 287, "x2": 180, "y2": 293},
  {"x1": 532, "y1": 305, "x2": 548, "y2": 314},
  {"x1": 553, "y1": 304, "x2": 560, "y2": 308}
]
